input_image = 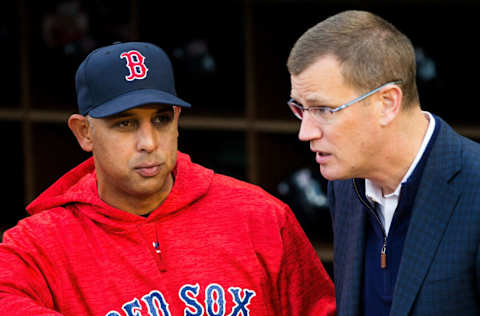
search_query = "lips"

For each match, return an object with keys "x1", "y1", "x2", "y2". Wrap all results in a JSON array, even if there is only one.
[
  {"x1": 315, "y1": 152, "x2": 331, "y2": 164},
  {"x1": 134, "y1": 163, "x2": 161, "y2": 177}
]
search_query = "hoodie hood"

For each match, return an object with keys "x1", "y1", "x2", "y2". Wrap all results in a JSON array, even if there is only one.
[{"x1": 26, "y1": 152, "x2": 213, "y2": 224}]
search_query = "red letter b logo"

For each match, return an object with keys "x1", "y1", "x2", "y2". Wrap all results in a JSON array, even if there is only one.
[{"x1": 120, "y1": 50, "x2": 148, "y2": 81}]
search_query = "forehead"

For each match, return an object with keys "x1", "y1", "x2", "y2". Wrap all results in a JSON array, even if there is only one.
[{"x1": 290, "y1": 55, "x2": 350, "y2": 104}]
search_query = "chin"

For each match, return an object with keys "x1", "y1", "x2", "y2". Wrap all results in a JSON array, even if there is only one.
[
  {"x1": 136, "y1": 181, "x2": 168, "y2": 194},
  {"x1": 320, "y1": 166, "x2": 348, "y2": 181}
]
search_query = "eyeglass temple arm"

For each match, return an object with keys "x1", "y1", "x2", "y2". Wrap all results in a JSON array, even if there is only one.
[{"x1": 331, "y1": 81, "x2": 401, "y2": 113}]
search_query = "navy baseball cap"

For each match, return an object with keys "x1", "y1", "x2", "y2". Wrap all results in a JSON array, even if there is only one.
[{"x1": 75, "y1": 42, "x2": 190, "y2": 118}]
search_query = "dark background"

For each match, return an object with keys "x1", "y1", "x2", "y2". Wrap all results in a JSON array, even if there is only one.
[{"x1": 1, "y1": 0, "x2": 479, "y2": 274}]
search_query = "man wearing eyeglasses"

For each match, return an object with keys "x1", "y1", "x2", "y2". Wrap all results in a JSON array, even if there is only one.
[{"x1": 287, "y1": 10, "x2": 480, "y2": 316}]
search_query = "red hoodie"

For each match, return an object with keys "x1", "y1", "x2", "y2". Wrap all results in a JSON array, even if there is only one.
[{"x1": 0, "y1": 152, "x2": 335, "y2": 315}]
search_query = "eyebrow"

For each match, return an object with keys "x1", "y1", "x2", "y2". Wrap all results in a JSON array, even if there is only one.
[
  {"x1": 291, "y1": 94, "x2": 332, "y2": 107},
  {"x1": 304, "y1": 93, "x2": 332, "y2": 105}
]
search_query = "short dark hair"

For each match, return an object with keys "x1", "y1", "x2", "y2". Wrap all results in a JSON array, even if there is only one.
[{"x1": 287, "y1": 10, "x2": 419, "y2": 108}]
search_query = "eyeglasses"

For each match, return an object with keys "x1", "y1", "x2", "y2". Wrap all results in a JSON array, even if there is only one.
[{"x1": 287, "y1": 80, "x2": 402, "y2": 124}]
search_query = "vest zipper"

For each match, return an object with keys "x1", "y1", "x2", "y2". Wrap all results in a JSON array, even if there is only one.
[
  {"x1": 380, "y1": 237, "x2": 387, "y2": 269},
  {"x1": 353, "y1": 179, "x2": 388, "y2": 269}
]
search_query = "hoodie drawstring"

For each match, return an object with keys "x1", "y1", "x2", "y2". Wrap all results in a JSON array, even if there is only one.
[
  {"x1": 153, "y1": 226, "x2": 161, "y2": 254},
  {"x1": 153, "y1": 225, "x2": 167, "y2": 272},
  {"x1": 138, "y1": 223, "x2": 167, "y2": 272}
]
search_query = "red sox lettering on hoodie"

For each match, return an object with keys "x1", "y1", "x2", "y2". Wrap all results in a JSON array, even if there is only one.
[{"x1": 105, "y1": 283, "x2": 256, "y2": 316}]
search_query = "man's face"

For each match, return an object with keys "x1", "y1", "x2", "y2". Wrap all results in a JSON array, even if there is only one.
[
  {"x1": 88, "y1": 104, "x2": 180, "y2": 208},
  {"x1": 290, "y1": 55, "x2": 383, "y2": 180}
]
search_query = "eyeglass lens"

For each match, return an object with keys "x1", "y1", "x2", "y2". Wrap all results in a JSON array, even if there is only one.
[{"x1": 288, "y1": 102, "x2": 303, "y2": 120}]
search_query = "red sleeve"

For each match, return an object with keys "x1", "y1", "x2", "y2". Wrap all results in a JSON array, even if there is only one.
[
  {"x1": 0, "y1": 223, "x2": 63, "y2": 315},
  {"x1": 278, "y1": 207, "x2": 336, "y2": 316}
]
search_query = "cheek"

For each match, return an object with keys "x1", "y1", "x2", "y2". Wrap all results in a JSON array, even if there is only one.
[
  {"x1": 346, "y1": 124, "x2": 380, "y2": 168},
  {"x1": 161, "y1": 126, "x2": 178, "y2": 148},
  {"x1": 93, "y1": 134, "x2": 132, "y2": 169},
  {"x1": 329, "y1": 120, "x2": 369, "y2": 161},
  {"x1": 164, "y1": 132, "x2": 179, "y2": 162}
]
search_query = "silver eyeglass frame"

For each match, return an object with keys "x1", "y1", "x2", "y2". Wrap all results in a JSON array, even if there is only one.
[{"x1": 288, "y1": 80, "x2": 402, "y2": 122}]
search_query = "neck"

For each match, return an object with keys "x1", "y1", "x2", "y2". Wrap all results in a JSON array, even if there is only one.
[{"x1": 369, "y1": 109, "x2": 429, "y2": 195}]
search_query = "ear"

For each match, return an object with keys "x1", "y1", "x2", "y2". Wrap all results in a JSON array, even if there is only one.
[
  {"x1": 68, "y1": 114, "x2": 94, "y2": 152},
  {"x1": 173, "y1": 106, "x2": 181, "y2": 138},
  {"x1": 174, "y1": 106, "x2": 182, "y2": 117},
  {"x1": 378, "y1": 84, "x2": 403, "y2": 126}
]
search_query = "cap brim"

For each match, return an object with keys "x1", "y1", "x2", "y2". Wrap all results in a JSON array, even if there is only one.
[{"x1": 87, "y1": 89, "x2": 191, "y2": 118}]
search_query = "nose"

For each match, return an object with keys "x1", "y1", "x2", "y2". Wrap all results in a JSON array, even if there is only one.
[
  {"x1": 136, "y1": 122, "x2": 157, "y2": 153},
  {"x1": 298, "y1": 114, "x2": 322, "y2": 142}
]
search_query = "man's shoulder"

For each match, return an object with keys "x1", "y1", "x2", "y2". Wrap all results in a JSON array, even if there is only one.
[
  {"x1": 213, "y1": 173, "x2": 282, "y2": 199},
  {"x1": 208, "y1": 173, "x2": 290, "y2": 212},
  {"x1": 439, "y1": 119, "x2": 480, "y2": 177},
  {"x1": 453, "y1": 136, "x2": 480, "y2": 192},
  {"x1": 6, "y1": 206, "x2": 75, "y2": 237},
  {"x1": 435, "y1": 115, "x2": 480, "y2": 155},
  {"x1": 1, "y1": 206, "x2": 76, "y2": 252},
  {"x1": 460, "y1": 135, "x2": 480, "y2": 163}
]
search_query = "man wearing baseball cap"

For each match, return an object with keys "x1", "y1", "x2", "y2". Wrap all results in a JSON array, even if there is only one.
[{"x1": 0, "y1": 42, "x2": 335, "y2": 315}]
